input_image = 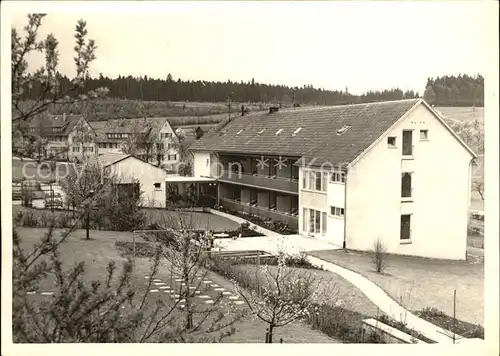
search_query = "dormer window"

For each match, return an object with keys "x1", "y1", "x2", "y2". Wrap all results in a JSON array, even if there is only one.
[
  {"x1": 337, "y1": 125, "x2": 351, "y2": 135},
  {"x1": 275, "y1": 129, "x2": 283, "y2": 135},
  {"x1": 293, "y1": 127, "x2": 302, "y2": 136}
]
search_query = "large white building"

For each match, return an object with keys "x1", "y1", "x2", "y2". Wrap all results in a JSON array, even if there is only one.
[{"x1": 189, "y1": 99, "x2": 476, "y2": 260}]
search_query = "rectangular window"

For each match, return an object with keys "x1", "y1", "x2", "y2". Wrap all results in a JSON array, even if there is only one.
[
  {"x1": 331, "y1": 171, "x2": 345, "y2": 184},
  {"x1": 303, "y1": 208, "x2": 308, "y2": 233},
  {"x1": 322, "y1": 212, "x2": 327, "y2": 235},
  {"x1": 153, "y1": 182, "x2": 161, "y2": 189},
  {"x1": 420, "y1": 130, "x2": 429, "y2": 141},
  {"x1": 309, "y1": 209, "x2": 315, "y2": 233},
  {"x1": 400, "y1": 214, "x2": 411, "y2": 240},
  {"x1": 315, "y1": 172, "x2": 322, "y2": 191},
  {"x1": 401, "y1": 172, "x2": 412, "y2": 199},
  {"x1": 72, "y1": 147, "x2": 79, "y2": 152},
  {"x1": 388, "y1": 136, "x2": 397, "y2": 147},
  {"x1": 330, "y1": 206, "x2": 345, "y2": 218},
  {"x1": 315, "y1": 210, "x2": 321, "y2": 233},
  {"x1": 402, "y1": 130, "x2": 413, "y2": 156}
]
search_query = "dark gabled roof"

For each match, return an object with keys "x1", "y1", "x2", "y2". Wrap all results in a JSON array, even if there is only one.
[
  {"x1": 97, "y1": 153, "x2": 131, "y2": 167},
  {"x1": 189, "y1": 99, "x2": 421, "y2": 166},
  {"x1": 28, "y1": 114, "x2": 83, "y2": 128},
  {"x1": 103, "y1": 117, "x2": 168, "y2": 134}
]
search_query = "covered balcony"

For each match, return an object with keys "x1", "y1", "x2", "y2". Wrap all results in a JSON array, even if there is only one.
[
  {"x1": 219, "y1": 183, "x2": 298, "y2": 229},
  {"x1": 217, "y1": 154, "x2": 300, "y2": 194},
  {"x1": 165, "y1": 176, "x2": 217, "y2": 208}
]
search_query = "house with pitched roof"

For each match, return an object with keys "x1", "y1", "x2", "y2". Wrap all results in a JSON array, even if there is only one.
[
  {"x1": 26, "y1": 113, "x2": 97, "y2": 161},
  {"x1": 96, "y1": 153, "x2": 169, "y2": 208},
  {"x1": 189, "y1": 99, "x2": 477, "y2": 260},
  {"x1": 90, "y1": 116, "x2": 220, "y2": 169}
]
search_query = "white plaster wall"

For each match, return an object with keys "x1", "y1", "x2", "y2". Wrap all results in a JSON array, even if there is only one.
[
  {"x1": 108, "y1": 156, "x2": 168, "y2": 208},
  {"x1": 345, "y1": 103, "x2": 473, "y2": 260},
  {"x1": 328, "y1": 182, "x2": 345, "y2": 208},
  {"x1": 192, "y1": 151, "x2": 211, "y2": 177},
  {"x1": 67, "y1": 119, "x2": 97, "y2": 160}
]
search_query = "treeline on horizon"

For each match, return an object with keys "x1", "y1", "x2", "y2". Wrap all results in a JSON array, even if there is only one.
[
  {"x1": 19, "y1": 73, "x2": 483, "y2": 108},
  {"x1": 423, "y1": 74, "x2": 484, "y2": 107}
]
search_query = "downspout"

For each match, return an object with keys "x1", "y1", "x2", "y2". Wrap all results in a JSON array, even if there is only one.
[{"x1": 343, "y1": 169, "x2": 348, "y2": 249}]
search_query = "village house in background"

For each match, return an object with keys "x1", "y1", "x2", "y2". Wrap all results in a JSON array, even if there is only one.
[
  {"x1": 20, "y1": 113, "x2": 220, "y2": 170},
  {"x1": 188, "y1": 99, "x2": 477, "y2": 260},
  {"x1": 23, "y1": 113, "x2": 97, "y2": 161}
]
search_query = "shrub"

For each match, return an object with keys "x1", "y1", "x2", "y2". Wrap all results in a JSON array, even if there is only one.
[
  {"x1": 19, "y1": 210, "x2": 39, "y2": 227},
  {"x1": 372, "y1": 238, "x2": 387, "y2": 273},
  {"x1": 213, "y1": 205, "x2": 298, "y2": 235},
  {"x1": 376, "y1": 314, "x2": 436, "y2": 343},
  {"x1": 207, "y1": 254, "x2": 382, "y2": 343},
  {"x1": 414, "y1": 307, "x2": 484, "y2": 339}
]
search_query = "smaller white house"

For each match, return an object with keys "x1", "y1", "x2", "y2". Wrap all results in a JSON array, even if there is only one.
[{"x1": 97, "y1": 153, "x2": 169, "y2": 208}]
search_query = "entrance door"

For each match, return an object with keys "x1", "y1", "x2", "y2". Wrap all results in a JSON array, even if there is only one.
[{"x1": 303, "y1": 208, "x2": 327, "y2": 238}]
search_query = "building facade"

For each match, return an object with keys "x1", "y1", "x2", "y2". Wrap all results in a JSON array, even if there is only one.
[
  {"x1": 25, "y1": 113, "x2": 97, "y2": 161},
  {"x1": 189, "y1": 99, "x2": 476, "y2": 260},
  {"x1": 97, "y1": 153, "x2": 169, "y2": 208}
]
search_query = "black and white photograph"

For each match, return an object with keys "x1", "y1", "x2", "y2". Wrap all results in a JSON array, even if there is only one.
[{"x1": 1, "y1": 1, "x2": 498, "y2": 354}]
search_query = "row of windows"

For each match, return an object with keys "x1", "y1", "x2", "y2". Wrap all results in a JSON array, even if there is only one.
[
  {"x1": 107, "y1": 133, "x2": 129, "y2": 139},
  {"x1": 302, "y1": 170, "x2": 346, "y2": 192},
  {"x1": 160, "y1": 132, "x2": 173, "y2": 139},
  {"x1": 99, "y1": 143, "x2": 120, "y2": 149},
  {"x1": 387, "y1": 129, "x2": 429, "y2": 148},
  {"x1": 72, "y1": 146, "x2": 94, "y2": 152},
  {"x1": 303, "y1": 208, "x2": 410, "y2": 241},
  {"x1": 303, "y1": 208, "x2": 327, "y2": 236}
]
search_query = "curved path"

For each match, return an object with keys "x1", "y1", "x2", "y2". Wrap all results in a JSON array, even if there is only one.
[
  {"x1": 210, "y1": 209, "x2": 470, "y2": 344},
  {"x1": 305, "y1": 255, "x2": 458, "y2": 344}
]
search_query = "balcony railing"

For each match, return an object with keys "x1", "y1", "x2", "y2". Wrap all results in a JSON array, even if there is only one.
[
  {"x1": 221, "y1": 198, "x2": 298, "y2": 229},
  {"x1": 218, "y1": 170, "x2": 299, "y2": 194}
]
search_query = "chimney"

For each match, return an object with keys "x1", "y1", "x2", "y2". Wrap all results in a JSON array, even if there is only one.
[
  {"x1": 63, "y1": 113, "x2": 66, "y2": 121},
  {"x1": 241, "y1": 105, "x2": 245, "y2": 117}
]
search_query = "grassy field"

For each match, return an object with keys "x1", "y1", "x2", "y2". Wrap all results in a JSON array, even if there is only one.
[
  {"x1": 15, "y1": 99, "x2": 270, "y2": 122},
  {"x1": 308, "y1": 249, "x2": 484, "y2": 326},
  {"x1": 13, "y1": 227, "x2": 336, "y2": 343},
  {"x1": 435, "y1": 106, "x2": 484, "y2": 123}
]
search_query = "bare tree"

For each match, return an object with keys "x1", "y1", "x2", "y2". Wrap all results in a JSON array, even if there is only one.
[
  {"x1": 235, "y1": 248, "x2": 327, "y2": 343},
  {"x1": 450, "y1": 119, "x2": 484, "y2": 200},
  {"x1": 11, "y1": 14, "x2": 108, "y2": 161},
  {"x1": 59, "y1": 159, "x2": 109, "y2": 240},
  {"x1": 139, "y1": 211, "x2": 246, "y2": 341},
  {"x1": 372, "y1": 237, "x2": 387, "y2": 273}
]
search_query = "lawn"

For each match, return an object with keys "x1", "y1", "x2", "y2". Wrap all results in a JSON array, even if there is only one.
[
  {"x1": 13, "y1": 227, "x2": 334, "y2": 343},
  {"x1": 308, "y1": 249, "x2": 484, "y2": 326}
]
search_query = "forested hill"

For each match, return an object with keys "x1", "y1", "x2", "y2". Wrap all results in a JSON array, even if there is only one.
[
  {"x1": 19, "y1": 73, "x2": 483, "y2": 108},
  {"x1": 423, "y1": 74, "x2": 484, "y2": 107},
  {"x1": 20, "y1": 74, "x2": 419, "y2": 106}
]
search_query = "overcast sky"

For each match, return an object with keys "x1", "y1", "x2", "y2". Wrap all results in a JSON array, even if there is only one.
[{"x1": 7, "y1": 1, "x2": 491, "y2": 94}]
